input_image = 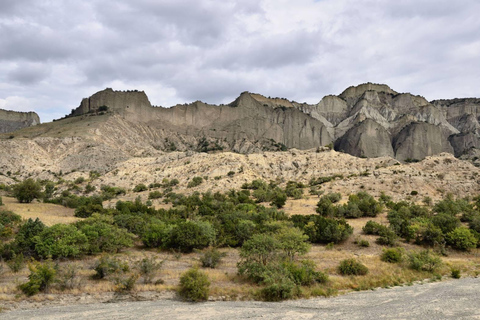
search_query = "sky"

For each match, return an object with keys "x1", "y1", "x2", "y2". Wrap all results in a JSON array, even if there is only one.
[{"x1": 0, "y1": 0, "x2": 479, "y2": 123}]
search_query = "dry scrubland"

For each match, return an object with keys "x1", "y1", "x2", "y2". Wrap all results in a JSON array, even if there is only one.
[{"x1": 1, "y1": 149, "x2": 480, "y2": 312}]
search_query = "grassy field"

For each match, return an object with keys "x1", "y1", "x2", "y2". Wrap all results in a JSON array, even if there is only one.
[{"x1": 2, "y1": 196, "x2": 78, "y2": 226}]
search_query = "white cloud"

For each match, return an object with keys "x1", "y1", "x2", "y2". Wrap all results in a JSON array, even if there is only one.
[{"x1": 0, "y1": 0, "x2": 479, "y2": 122}]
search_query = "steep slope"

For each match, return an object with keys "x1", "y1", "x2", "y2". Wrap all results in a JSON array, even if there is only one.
[
  {"x1": 335, "y1": 119, "x2": 394, "y2": 158},
  {"x1": 393, "y1": 122, "x2": 453, "y2": 161}
]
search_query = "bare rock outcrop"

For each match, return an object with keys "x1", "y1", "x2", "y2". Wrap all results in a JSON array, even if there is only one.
[
  {"x1": 393, "y1": 122, "x2": 453, "y2": 161},
  {"x1": 335, "y1": 119, "x2": 394, "y2": 158},
  {"x1": 0, "y1": 109, "x2": 40, "y2": 133}
]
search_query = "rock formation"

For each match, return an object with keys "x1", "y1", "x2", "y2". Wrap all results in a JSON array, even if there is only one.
[
  {"x1": 6, "y1": 83, "x2": 480, "y2": 163},
  {"x1": 0, "y1": 109, "x2": 40, "y2": 133}
]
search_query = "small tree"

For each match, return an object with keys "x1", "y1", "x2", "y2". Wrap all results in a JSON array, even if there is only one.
[
  {"x1": 19, "y1": 258, "x2": 57, "y2": 296},
  {"x1": 179, "y1": 268, "x2": 210, "y2": 302},
  {"x1": 13, "y1": 179, "x2": 42, "y2": 203}
]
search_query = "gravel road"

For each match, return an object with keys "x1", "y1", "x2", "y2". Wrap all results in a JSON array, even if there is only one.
[{"x1": 3, "y1": 277, "x2": 480, "y2": 320}]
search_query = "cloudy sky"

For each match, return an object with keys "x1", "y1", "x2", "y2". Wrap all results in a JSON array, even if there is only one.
[{"x1": 1, "y1": 0, "x2": 479, "y2": 122}]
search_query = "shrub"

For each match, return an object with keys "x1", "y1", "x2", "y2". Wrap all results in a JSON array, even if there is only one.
[
  {"x1": 136, "y1": 256, "x2": 164, "y2": 284},
  {"x1": 76, "y1": 218, "x2": 134, "y2": 254},
  {"x1": 56, "y1": 263, "x2": 81, "y2": 290},
  {"x1": 179, "y1": 268, "x2": 210, "y2": 302},
  {"x1": 133, "y1": 184, "x2": 148, "y2": 192},
  {"x1": 408, "y1": 250, "x2": 442, "y2": 272},
  {"x1": 187, "y1": 177, "x2": 203, "y2": 188},
  {"x1": 381, "y1": 248, "x2": 403, "y2": 263},
  {"x1": 451, "y1": 268, "x2": 461, "y2": 279},
  {"x1": 74, "y1": 177, "x2": 85, "y2": 184},
  {"x1": 13, "y1": 179, "x2": 42, "y2": 203},
  {"x1": 0, "y1": 209, "x2": 22, "y2": 238},
  {"x1": 362, "y1": 220, "x2": 385, "y2": 235},
  {"x1": 19, "y1": 259, "x2": 57, "y2": 296},
  {"x1": 284, "y1": 260, "x2": 328, "y2": 286},
  {"x1": 7, "y1": 253, "x2": 25, "y2": 273},
  {"x1": 274, "y1": 227, "x2": 310, "y2": 261},
  {"x1": 303, "y1": 216, "x2": 353, "y2": 244},
  {"x1": 33, "y1": 224, "x2": 88, "y2": 259},
  {"x1": 113, "y1": 273, "x2": 139, "y2": 292},
  {"x1": 11, "y1": 218, "x2": 46, "y2": 257},
  {"x1": 93, "y1": 255, "x2": 129, "y2": 279},
  {"x1": 356, "y1": 239, "x2": 370, "y2": 247},
  {"x1": 74, "y1": 203, "x2": 104, "y2": 218},
  {"x1": 376, "y1": 227, "x2": 398, "y2": 246},
  {"x1": 338, "y1": 258, "x2": 368, "y2": 276},
  {"x1": 84, "y1": 184, "x2": 96, "y2": 194},
  {"x1": 199, "y1": 247, "x2": 226, "y2": 268},
  {"x1": 168, "y1": 221, "x2": 216, "y2": 253},
  {"x1": 259, "y1": 268, "x2": 296, "y2": 301},
  {"x1": 148, "y1": 191, "x2": 162, "y2": 199},
  {"x1": 270, "y1": 191, "x2": 287, "y2": 208},
  {"x1": 446, "y1": 227, "x2": 477, "y2": 251},
  {"x1": 141, "y1": 222, "x2": 172, "y2": 248}
]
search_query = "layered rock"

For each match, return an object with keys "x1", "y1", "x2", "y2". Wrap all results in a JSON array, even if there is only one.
[
  {"x1": 0, "y1": 109, "x2": 40, "y2": 133},
  {"x1": 25, "y1": 83, "x2": 480, "y2": 161}
]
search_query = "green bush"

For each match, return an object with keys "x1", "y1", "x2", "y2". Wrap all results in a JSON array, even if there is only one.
[
  {"x1": 356, "y1": 239, "x2": 370, "y2": 247},
  {"x1": 284, "y1": 260, "x2": 328, "y2": 286},
  {"x1": 376, "y1": 227, "x2": 398, "y2": 246},
  {"x1": 270, "y1": 191, "x2": 287, "y2": 208},
  {"x1": 141, "y1": 222, "x2": 172, "y2": 248},
  {"x1": 93, "y1": 255, "x2": 129, "y2": 279},
  {"x1": 76, "y1": 218, "x2": 134, "y2": 254},
  {"x1": 381, "y1": 248, "x2": 403, "y2": 263},
  {"x1": 362, "y1": 220, "x2": 385, "y2": 235},
  {"x1": 179, "y1": 268, "x2": 210, "y2": 302},
  {"x1": 274, "y1": 227, "x2": 310, "y2": 260},
  {"x1": 338, "y1": 258, "x2": 368, "y2": 276},
  {"x1": 19, "y1": 259, "x2": 57, "y2": 296},
  {"x1": 446, "y1": 227, "x2": 477, "y2": 251},
  {"x1": 7, "y1": 253, "x2": 25, "y2": 273},
  {"x1": 13, "y1": 179, "x2": 42, "y2": 203},
  {"x1": 168, "y1": 221, "x2": 216, "y2": 253},
  {"x1": 259, "y1": 268, "x2": 296, "y2": 301},
  {"x1": 187, "y1": 177, "x2": 203, "y2": 188},
  {"x1": 33, "y1": 224, "x2": 88, "y2": 259},
  {"x1": 303, "y1": 216, "x2": 353, "y2": 244},
  {"x1": 451, "y1": 268, "x2": 461, "y2": 279},
  {"x1": 74, "y1": 203, "x2": 104, "y2": 218},
  {"x1": 0, "y1": 209, "x2": 22, "y2": 238},
  {"x1": 11, "y1": 218, "x2": 46, "y2": 257},
  {"x1": 133, "y1": 184, "x2": 148, "y2": 192},
  {"x1": 199, "y1": 247, "x2": 226, "y2": 268},
  {"x1": 148, "y1": 191, "x2": 162, "y2": 199},
  {"x1": 408, "y1": 250, "x2": 442, "y2": 272}
]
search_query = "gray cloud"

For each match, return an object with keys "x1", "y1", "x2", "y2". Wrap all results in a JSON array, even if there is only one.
[{"x1": 0, "y1": 0, "x2": 479, "y2": 122}]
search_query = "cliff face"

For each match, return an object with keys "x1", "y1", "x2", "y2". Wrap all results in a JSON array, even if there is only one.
[
  {"x1": 63, "y1": 84, "x2": 480, "y2": 160},
  {"x1": 0, "y1": 109, "x2": 40, "y2": 133}
]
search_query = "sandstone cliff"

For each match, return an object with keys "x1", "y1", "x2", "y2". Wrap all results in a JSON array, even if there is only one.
[
  {"x1": 0, "y1": 109, "x2": 40, "y2": 134},
  {"x1": 5, "y1": 83, "x2": 480, "y2": 166}
]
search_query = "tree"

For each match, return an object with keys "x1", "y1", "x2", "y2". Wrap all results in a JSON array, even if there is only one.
[{"x1": 13, "y1": 179, "x2": 42, "y2": 203}]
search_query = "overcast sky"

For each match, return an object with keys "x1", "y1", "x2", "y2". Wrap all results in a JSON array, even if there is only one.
[{"x1": 1, "y1": 0, "x2": 479, "y2": 122}]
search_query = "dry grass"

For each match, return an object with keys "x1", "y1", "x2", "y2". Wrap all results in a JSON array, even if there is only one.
[{"x1": 2, "y1": 196, "x2": 78, "y2": 226}]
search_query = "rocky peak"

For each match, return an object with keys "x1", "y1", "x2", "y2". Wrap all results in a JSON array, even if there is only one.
[{"x1": 71, "y1": 88, "x2": 151, "y2": 117}]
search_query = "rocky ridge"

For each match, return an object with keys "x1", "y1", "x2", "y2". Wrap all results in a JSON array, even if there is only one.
[{"x1": 61, "y1": 83, "x2": 480, "y2": 161}]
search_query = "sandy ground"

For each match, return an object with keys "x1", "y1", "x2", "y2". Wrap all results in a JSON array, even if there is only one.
[{"x1": 2, "y1": 277, "x2": 480, "y2": 320}]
